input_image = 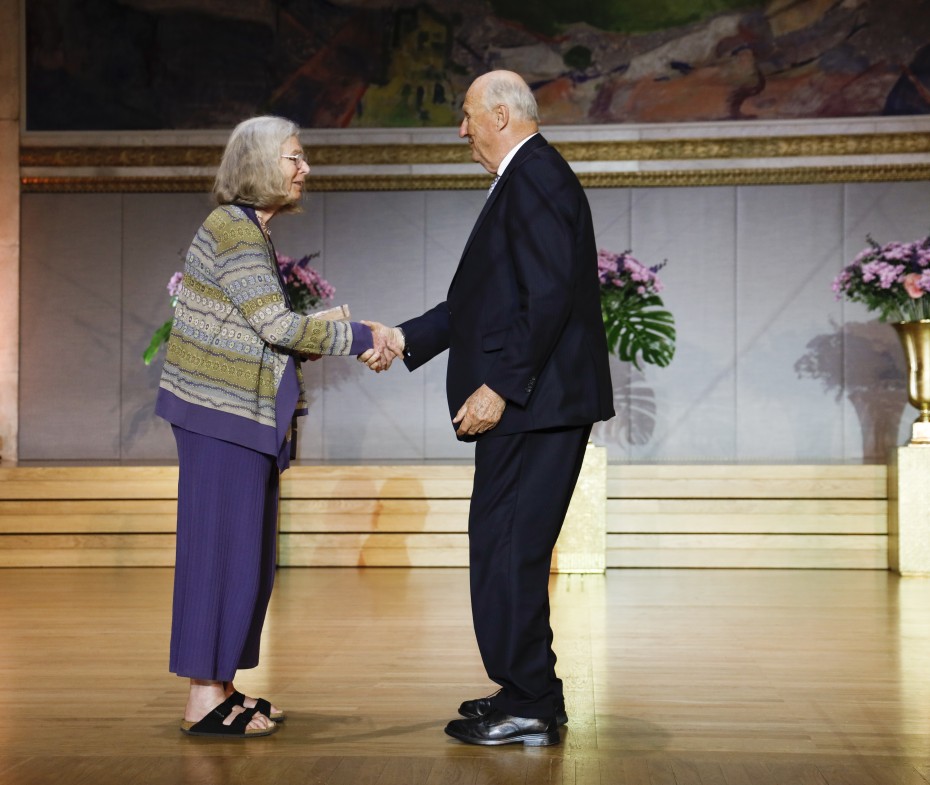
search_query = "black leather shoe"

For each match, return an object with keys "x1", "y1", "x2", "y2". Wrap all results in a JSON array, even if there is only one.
[
  {"x1": 458, "y1": 691, "x2": 569, "y2": 726},
  {"x1": 444, "y1": 710, "x2": 560, "y2": 746}
]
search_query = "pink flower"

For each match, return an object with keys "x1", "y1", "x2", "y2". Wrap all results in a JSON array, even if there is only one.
[
  {"x1": 294, "y1": 265, "x2": 335, "y2": 299},
  {"x1": 861, "y1": 261, "x2": 905, "y2": 288},
  {"x1": 832, "y1": 270, "x2": 853, "y2": 298},
  {"x1": 597, "y1": 250, "x2": 620, "y2": 284},
  {"x1": 882, "y1": 242, "x2": 911, "y2": 261},
  {"x1": 167, "y1": 271, "x2": 184, "y2": 297},
  {"x1": 598, "y1": 248, "x2": 666, "y2": 300},
  {"x1": 904, "y1": 273, "x2": 925, "y2": 299}
]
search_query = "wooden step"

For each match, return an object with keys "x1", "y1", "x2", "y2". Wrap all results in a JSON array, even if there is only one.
[{"x1": 0, "y1": 463, "x2": 888, "y2": 569}]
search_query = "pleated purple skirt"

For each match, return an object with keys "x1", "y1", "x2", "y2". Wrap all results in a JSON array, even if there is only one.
[{"x1": 169, "y1": 425, "x2": 280, "y2": 681}]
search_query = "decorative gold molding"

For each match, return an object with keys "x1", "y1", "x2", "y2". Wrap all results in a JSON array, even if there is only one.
[
  {"x1": 580, "y1": 164, "x2": 930, "y2": 187},
  {"x1": 21, "y1": 176, "x2": 217, "y2": 193},
  {"x1": 562, "y1": 131, "x2": 930, "y2": 162},
  {"x1": 20, "y1": 131, "x2": 930, "y2": 168},
  {"x1": 21, "y1": 164, "x2": 930, "y2": 193},
  {"x1": 21, "y1": 146, "x2": 225, "y2": 167}
]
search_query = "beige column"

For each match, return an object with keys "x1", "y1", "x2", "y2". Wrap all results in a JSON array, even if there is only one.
[
  {"x1": 888, "y1": 444, "x2": 930, "y2": 576},
  {"x1": 0, "y1": 0, "x2": 19, "y2": 461},
  {"x1": 552, "y1": 443, "x2": 607, "y2": 573}
]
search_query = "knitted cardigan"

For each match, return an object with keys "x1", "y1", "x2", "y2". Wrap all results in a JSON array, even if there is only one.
[{"x1": 156, "y1": 204, "x2": 369, "y2": 455}]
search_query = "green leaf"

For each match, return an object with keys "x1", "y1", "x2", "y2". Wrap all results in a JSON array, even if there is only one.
[
  {"x1": 601, "y1": 293, "x2": 676, "y2": 370},
  {"x1": 142, "y1": 319, "x2": 174, "y2": 366}
]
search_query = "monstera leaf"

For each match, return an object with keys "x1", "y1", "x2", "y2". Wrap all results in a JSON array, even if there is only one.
[{"x1": 601, "y1": 290, "x2": 676, "y2": 370}]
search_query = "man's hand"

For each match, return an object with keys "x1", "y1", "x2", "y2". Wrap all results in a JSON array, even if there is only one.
[
  {"x1": 357, "y1": 321, "x2": 405, "y2": 372},
  {"x1": 453, "y1": 384, "x2": 506, "y2": 436}
]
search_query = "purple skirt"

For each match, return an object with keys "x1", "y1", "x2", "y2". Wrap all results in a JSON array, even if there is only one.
[{"x1": 169, "y1": 426, "x2": 280, "y2": 681}]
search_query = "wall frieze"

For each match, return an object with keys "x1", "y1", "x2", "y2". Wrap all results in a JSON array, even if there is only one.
[
  {"x1": 21, "y1": 163, "x2": 930, "y2": 193},
  {"x1": 19, "y1": 131, "x2": 930, "y2": 170}
]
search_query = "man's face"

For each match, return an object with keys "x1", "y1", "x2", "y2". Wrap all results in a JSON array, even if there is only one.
[{"x1": 459, "y1": 85, "x2": 500, "y2": 174}]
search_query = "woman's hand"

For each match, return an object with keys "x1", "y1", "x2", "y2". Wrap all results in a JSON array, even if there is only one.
[{"x1": 358, "y1": 322, "x2": 405, "y2": 372}]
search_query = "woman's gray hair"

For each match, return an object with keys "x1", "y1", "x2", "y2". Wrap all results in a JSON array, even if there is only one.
[
  {"x1": 481, "y1": 72, "x2": 539, "y2": 123},
  {"x1": 213, "y1": 116, "x2": 302, "y2": 212}
]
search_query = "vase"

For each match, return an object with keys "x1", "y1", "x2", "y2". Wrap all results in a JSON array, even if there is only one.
[{"x1": 893, "y1": 320, "x2": 930, "y2": 444}]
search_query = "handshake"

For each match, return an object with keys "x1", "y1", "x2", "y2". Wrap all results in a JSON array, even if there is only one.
[
  {"x1": 352, "y1": 318, "x2": 505, "y2": 436},
  {"x1": 357, "y1": 321, "x2": 405, "y2": 373}
]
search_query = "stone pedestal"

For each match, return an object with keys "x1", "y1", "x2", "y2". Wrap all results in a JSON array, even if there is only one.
[
  {"x1": 552, "y1": 443, "x2": 607, "y2": 574},
  {"x1": 889, "y1": 445, "x2": 930, "y2": 576}
]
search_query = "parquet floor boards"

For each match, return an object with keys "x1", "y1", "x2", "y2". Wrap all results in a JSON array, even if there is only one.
[{"x1": 0, "y1": 567, "x2": 927, "y2": 784}]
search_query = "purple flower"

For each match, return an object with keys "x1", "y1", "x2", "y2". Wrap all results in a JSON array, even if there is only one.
[
  {"x1": 835, "y1": 232, "x2": 930, "y2": 320},
  {"x1": 860, "y1": 261, "x2": 904, "y2": 288},
  {"x1": 167, "y1": 271, "x2": 184, "y2": 297},
  {"x1": 294, "y1": 265, "x2": 336, "y2": 299},
  {"x1": 831, "y1": 270, "x2": 852, "y2": 298},
  {"x1": 276, "y1": 254, "x2": 297, "y2": 282},
  {"x1": 882, "y1": 242, "x2": 911, "y2": 261},
  {"x1": 597, "y1": 250, "x2": 621, "y2": 284},
  {"x1": 598, "y1": 248, "x2": 666, "y2": 300},
  {"x1": 274, "y1": 250, "x2": 333, "y2": 312}
]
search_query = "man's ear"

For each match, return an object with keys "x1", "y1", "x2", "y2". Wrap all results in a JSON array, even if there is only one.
[{"x1": 495, "y1": 104, "x2": 509, "y2": 130}]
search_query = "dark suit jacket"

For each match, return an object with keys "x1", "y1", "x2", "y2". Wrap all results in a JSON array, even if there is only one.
[{"x1": 400, "y1": 134, "x2": 615, "y2": 440}]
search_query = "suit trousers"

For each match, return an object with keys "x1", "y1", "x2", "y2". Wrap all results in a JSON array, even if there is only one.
[{"x1": 469, "y1": 423, "x2": 592, "y2": 719}]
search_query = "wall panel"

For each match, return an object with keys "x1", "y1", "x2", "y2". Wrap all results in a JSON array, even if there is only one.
[
  {"x1": 20, "y1": 195, "x2": 123, "y2": 459},
  {"x1": 735, "y1": 184, "x2": 846, "y2": 461},
  {"x1": 120, "y1": 193, "x2": 212, "y2": 460},
  {"x1": 17, "y1": 181, "x2": 930, "y2": 463}
]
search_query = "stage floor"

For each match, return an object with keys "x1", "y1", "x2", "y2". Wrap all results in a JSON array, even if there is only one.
[{"x1": 0, "y1": 567, "x2": 928, "y2": 784}]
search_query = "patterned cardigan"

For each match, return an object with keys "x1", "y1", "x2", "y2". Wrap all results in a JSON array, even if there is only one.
[{"x1": 156, "y1": 204, "x2": 371, "y2": 456}]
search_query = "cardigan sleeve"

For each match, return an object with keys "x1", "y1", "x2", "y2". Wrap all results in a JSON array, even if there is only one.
[{"x1": 207, "y1": 207, "x2": 370, "y2": 356}]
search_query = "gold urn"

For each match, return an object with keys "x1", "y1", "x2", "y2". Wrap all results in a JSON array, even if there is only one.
[{"x1": 893, "y1": 320, "x2": 930, "y2": 444}]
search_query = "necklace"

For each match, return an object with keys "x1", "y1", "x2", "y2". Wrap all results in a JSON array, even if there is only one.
[{"x1": 257, "y1": 214, "x2": 271, "y2": 237}]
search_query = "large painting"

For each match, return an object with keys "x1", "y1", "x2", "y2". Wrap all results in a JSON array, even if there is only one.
[{"x1": 25, "y1": 0, "x2": 930, "y2": 130}]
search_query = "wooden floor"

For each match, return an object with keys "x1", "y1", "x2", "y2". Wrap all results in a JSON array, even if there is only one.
[{"x1": 1, "y1": 567, "x2": 929, "y2": 785}]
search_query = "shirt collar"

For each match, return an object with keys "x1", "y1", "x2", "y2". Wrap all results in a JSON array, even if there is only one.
[{"x1": 495, "y1": 132, "x2": 538, "y2": 178}]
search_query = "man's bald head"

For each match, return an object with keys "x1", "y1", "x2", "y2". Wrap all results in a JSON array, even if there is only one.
[
  {"x1": 472, "y1": 71, "x2": 539, "y2": 126},
  {"x1": 458, "y1": 71, "x2": 540, "y2": 174}
]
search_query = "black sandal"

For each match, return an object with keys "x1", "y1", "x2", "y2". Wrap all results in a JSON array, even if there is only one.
[
  {"x1": 229, "y1": 689, "x2": 287, "y2": 722},
  {"x1": 180, "y1": 694, "x2": 278, "y2": 738}
]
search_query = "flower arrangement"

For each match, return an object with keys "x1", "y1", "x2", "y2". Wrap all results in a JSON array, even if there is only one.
[
  {"x1": 275, "y1": 251, "x2": 334, "y2": 314},
  {"x1": 833, "y1": 233, "x2": 930, "y2": 322},
  {"x1": 143, "y1": 252, "x2": 334, "y2": 365},
  {"x1": 598, "y1": 249, "x2": 675, "y2": 369}
]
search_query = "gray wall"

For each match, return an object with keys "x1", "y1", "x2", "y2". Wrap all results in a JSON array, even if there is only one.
[{"x1": 20, "y1": 181, "x2": 929, "y2": 463}]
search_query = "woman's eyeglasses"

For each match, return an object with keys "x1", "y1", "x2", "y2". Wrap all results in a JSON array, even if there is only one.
[{"x1": 280, "y1": 153, "x2": 307, "y2": 166}]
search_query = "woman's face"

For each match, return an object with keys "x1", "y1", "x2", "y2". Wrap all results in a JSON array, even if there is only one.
[{"x1": 279, "y1": 135, "x2": 310, "y2": 203}]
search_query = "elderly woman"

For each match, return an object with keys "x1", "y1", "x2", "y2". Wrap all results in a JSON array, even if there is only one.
[{"x1": 156, "y1": 116, "x2": 387, "y2": 738}]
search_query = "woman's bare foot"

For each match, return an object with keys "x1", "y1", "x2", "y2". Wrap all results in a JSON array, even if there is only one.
[
  {"x1": 185, "y1": 679, "x2": 274, "y2": 731},
  {"x1": 223, "y1": 680, "x2": 283, "y2": 718}
]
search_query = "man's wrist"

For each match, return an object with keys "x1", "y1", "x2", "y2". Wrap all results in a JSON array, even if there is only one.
[{"x1": 395, "y1": 326, "x2": 409, "y2": 357}]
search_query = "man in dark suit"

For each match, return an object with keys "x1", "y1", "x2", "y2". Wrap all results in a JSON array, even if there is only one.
[{"x1": 363, "y1": 70, "x2": 614, "y2": 746}]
